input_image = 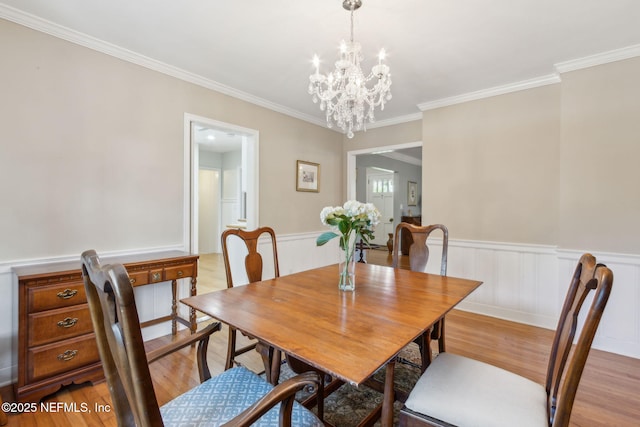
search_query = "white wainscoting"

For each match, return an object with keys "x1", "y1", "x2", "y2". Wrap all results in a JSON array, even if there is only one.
[
  {"x1": 0, "y1": 266, "x2": 17, "y2": 388},
  {"x1": 0, "y1": 236, "x2": 637, "y2": 387},
  {"x1": 423, "y1": 240, "x2": 640, "y2": 359}
]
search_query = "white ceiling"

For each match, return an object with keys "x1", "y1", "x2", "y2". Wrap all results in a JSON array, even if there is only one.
[{"x1": 2, "y1": 0, "x2": 640, "y2": 134}]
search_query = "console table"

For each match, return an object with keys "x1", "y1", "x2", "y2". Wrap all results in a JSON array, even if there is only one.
[{"x1": 14, "y1": 250, "x2": 198, "y2": 403}]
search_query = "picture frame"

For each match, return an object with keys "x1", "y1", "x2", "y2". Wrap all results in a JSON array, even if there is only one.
[
  {"x1": 296, "y1": 160, "x2": 320, "y2": 192},
  {"x1": 407, "y1": 181, "x2": 417, "y2": 206}
]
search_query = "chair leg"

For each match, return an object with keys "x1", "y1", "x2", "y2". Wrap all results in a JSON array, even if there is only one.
[
  {"x1": 430, "y1": 318, "x2": 446, "y2": 353},
  {"x1": 225, "y1": 327, "x2": 237, "y2": 370},
  {"x1": 415, "y1": 330, "x2": 432, "y2": 373}
]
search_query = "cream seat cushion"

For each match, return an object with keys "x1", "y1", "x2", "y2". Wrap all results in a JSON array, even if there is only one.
[{"x1": 404, "y1": 352, "x2": 548, "y2": 427}]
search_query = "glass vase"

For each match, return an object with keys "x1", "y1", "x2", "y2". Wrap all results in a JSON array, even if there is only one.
[{"x1": 338, "y1": 239, "x2": 357, "y2": 291}]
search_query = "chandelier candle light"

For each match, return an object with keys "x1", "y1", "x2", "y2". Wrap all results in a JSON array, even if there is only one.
[
  {"x1": 308, "y1": 0, "x2": 392, "y2": 138},
  {"x1": 317, "y1": 201, "x2": 381, "y2": 291}
]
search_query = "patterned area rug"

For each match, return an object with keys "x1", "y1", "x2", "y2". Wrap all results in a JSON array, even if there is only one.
[{"x1": 277, "y1": 344, "x2": 424, "y2": 426}]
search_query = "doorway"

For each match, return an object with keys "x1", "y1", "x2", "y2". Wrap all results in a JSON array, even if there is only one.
[
  {"x1": 366, "y1": 168, "x2": 395, "y2": 245},
  {"x1": 184, "y1": 114, "x2": 259, "y2": 255},
  {"x1": 347, "y1": 141, "x2": 422, "y2": 263}
]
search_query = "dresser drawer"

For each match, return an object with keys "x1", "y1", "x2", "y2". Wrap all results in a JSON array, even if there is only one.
[
  {"x1": 28, "y1": 304, "x2": 94, "y2": 347},
  {"x1": 128, "y1": 270, "x2": 150, "y2": 287},
  {"x1": 27, "y1": 334, "x2": 100, "y2": 383},
  {"x1": 165, "y1": 264, "x2": 195, "y2": 281},
  {"x1": 28, "y1": 281, "x2": 87, "y2": 313}
]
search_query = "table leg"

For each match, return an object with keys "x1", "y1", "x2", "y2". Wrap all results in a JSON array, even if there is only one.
[
  {"x1": 255, "y1": 342, "x2": 281, "y2": 385},
  {"x1": 381, "y1": 360, "x2": 395, "y2": 427}
]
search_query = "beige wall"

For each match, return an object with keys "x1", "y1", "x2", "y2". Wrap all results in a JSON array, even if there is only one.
[
  {"x1": 2, "y1": 15, "x2": 639, "y2": 263},
  {"x1": 423, "y1": 57, "x2": 640, "y2": 254},
  {"x1": 423, "y1": 85, "x2": 561, "y2": 245},
  {"x1": 0, "y1": 19, "x2": 343, "y2": 262},
  {"x1": 559, "y1": 57, "x2": 640, "y2": 254}
]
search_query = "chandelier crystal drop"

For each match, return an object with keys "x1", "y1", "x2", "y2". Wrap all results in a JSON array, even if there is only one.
[{"x1": 308, "y1": 0, "x2": 392, "y2": 138}]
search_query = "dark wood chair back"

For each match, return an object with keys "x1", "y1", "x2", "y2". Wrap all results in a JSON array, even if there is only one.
[
  {"x1": 220, "y1": 227, "x2": 280, "y2": 371},
  {"x1": 220, "y1": 227, "x2": 330, "y2": 420},
  {"x1": 222, "y1": 227, "x2": 280, "y2": 287},
  {"x1": 81, "y1": 250, "x2": 163, "y2": 426},
  {"x1": 392, "y1": 222, "x2": 449, "y2": 369},
  {"x1": 82, "y1": 249, "x2": 324, "y2": 427},
  {"x1": 547, "y1": 253, "x2": 613, "y2": 426},
  {"x1": 392, "y1": 222, "x2": 448, "y2": 275}
]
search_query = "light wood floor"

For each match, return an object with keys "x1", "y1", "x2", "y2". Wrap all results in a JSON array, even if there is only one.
[{"x1": 2, "y1": 250, "x2": 639, "y2": 426}]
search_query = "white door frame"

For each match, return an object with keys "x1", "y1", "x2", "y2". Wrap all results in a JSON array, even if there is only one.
[
  {"x1": 346, "y1": 140, "x2": 423, "y2": 200},
  {"x1": 183, "y1": 113, "x2": 259, "y2": 253}
]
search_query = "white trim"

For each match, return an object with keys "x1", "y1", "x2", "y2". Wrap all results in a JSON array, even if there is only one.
[
  {"x1": 367, "y1": 113, "x2": 423, "y2": 129},
  {"x1": 557, "y1": 248, "x2": 640, "y2": 265},
  {"x1": 555, "y1": 44, "x2": 640, "y2": 73},
  {"x1": 418, "y1": 74, "x2": 561, "y2": 111},
  {"x1": 0, "y1": 244, "x2": 185, "y2": 273},
  {"x1": 451, "y1": 238, "x2": 557, "y2": 254}
]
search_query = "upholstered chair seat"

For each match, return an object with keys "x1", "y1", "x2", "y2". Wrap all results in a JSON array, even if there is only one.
[
  {"x1": 403, "y1": 352, "x2": 548, "y2": 427},
  {"x1": 399, "y1": 254, "x2": 613, "y2": 427},
  {"x1": 160, "y1": 366, "x2": 322, "y2": 426}
]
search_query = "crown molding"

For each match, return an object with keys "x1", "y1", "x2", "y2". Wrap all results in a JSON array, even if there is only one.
[
  {"x1": 418, "y1": 74, "x2": 561, "y2": 111},
  {"x1": 367, "y1": 112, "x2": 423, "y2": 129},
  {"x1": 0, "y1": 4, "x2": 326, "y2": 128},
  {"x1": 555, "y1": 43, "x2": 640, "y2": 73},
  {"x1": 4, "y1": 4, "x2": 640, "y2": 130},
  {"x1": 419, "y1": 43, "x2": 640, "y2": 112}
]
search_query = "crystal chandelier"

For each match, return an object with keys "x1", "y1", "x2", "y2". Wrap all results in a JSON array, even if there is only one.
[{"x1": 308, "y1": 0, "x2": 392, "y2": 138}]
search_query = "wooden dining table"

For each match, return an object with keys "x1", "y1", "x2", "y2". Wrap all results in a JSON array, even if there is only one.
[{"x1": 182, "y1": 262, "x2": 482, "y2": 426}]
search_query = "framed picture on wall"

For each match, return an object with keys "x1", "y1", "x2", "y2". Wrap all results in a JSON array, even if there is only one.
[
  {"x1": 408, "y1": 181, "x2": 417, "y2": 206},
  {"x1": 296, "y1": 160, "x2": 320, "y2": 192}
]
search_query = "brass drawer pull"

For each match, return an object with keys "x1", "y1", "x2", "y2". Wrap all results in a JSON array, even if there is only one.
[
  {"x1": 177, "y1": 270, "x2": 183, "y2": 277},
  {"x1": 56, "y1": 289, "x2": 78, "y2": 299},
  {"x1": 57, "y1": 350, "x2": 78, "y2": 362},
  {"x1": 57, "y1": 317, "x2": 78, "y2": 328},
  {"x1": 130, "y1": 278, "x2": 136, "y2": 285}
]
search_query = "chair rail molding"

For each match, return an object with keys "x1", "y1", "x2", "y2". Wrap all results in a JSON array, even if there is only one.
[{"x1": 0, "y1": 237, "x2": 637, "y2": 388}]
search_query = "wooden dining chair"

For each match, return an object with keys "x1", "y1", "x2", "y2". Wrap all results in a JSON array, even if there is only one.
[
  {"x1": 392, "y1": 222, "x2": 449, "y2": 371},
  {"x1": 221, "y1": 227, "x2": 282, "y2": 371},
  {"x1": 0, "y1": 396, "x2": 7, "y2": 426},
  {"x1": 398, "y1": 253, "x2": 613, "y2": 427},
  {"x1": 81, "y1": 249, "x2": 323, "y2": 427},
  {"x1": 222, "y1": 227, "x2": 334, "y2": 420}
]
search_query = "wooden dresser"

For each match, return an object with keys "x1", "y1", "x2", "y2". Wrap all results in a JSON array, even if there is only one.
[
  {"x1": 400, "y1": 215, "x2": 422, "y2": 255},
  {"x1": 14, "y1": 251, "x2": 198, "y2": 403}
]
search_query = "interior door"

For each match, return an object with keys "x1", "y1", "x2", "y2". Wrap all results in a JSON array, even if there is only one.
[{"x1": 366, "y1": 169, "x2": 395, "y2": 245}]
